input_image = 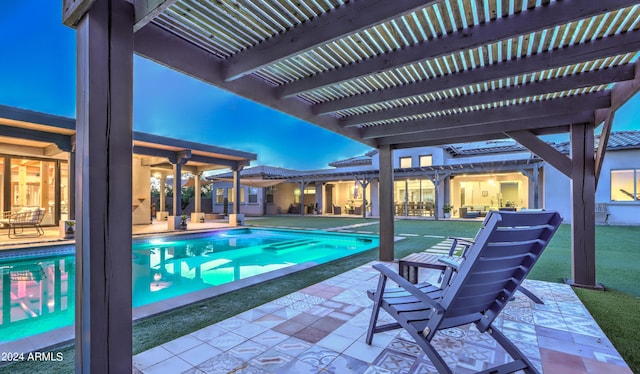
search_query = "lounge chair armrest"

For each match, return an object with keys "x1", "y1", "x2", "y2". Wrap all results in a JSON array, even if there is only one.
[
  {"x1": 438, "y1": 256, "x2": 462, "y2": 270},
  {"x1": 372, "y1": 263, "x2": 445, "y2": 314}
]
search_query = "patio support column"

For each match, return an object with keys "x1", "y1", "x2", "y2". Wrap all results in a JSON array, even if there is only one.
[
  {"x1": 521, "y1": 167, "x2": 540, "y2": 208},
  {"x1": 379, "y1": 145, "x2": 394, "y2": 261},
  {"x1": 432, "y1": 172, "x2": 440, "y2": 221},
  {"x1": 73, "y1": 0, "x2": 134, "y2": 372},
  {"x1": 355, "y1": 176, "x2": 373, "y2": 218},
  {"x1": 533, "y1": 166, "x2": 540, "y2": 208},
  {"x1": 2, "y1": 156, "x2": 9, "y2": 211},
  {"x1": 159, "y1": 173, "x2": 166, "y2": 212},
  {"x1": 232, "y1": 165, "x2": 242, "y2": 214},
  {"x1": 69, "y1": 144, "x2": 76, "y2": 220},
  {"x1": 194, "y1": 171, "x2": 202, "y2": 213},
  {"x1": 370, "y1": 179, "x2": 379, "y2": 217},
  {"x1": 169, "y1": 151, "x2": 190, "y2": 216},
  {"x1": 569, "y1": 123, "x2": 599, "y2": 288},
  {"x1": 315, "y1": 182, "x2": 323, "y2": 214}
]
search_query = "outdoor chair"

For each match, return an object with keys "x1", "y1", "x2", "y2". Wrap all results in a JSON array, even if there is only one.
[
  {"x1": 0, "y1": 207, "x2": 46, "y2": 238},
  {"x1": 332, "y1": 205, "x2": 341, "y2": 215},
  {"x1": 398, "y1": 211, "x2": 547, "y2": 304},
  {"x1": 367, "y1": 210, "x2": 562, "y2": 374}
]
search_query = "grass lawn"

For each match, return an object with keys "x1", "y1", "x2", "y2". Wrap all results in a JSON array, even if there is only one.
[{"x1": 5, "y1": 216, "x2": 639, "y2": 373}]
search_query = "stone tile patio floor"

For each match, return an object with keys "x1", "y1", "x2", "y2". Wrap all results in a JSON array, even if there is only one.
[{"x1": 133, "y1": 261, "x2": 632, "y2": 374}]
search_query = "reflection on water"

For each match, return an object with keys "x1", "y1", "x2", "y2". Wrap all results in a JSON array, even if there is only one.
[
  {"x1": 0, "y1": 257, "x2": 74, "y2": 342},
  {"x1": 1, "y1": 229, "x2": 377, "y2": 343}
]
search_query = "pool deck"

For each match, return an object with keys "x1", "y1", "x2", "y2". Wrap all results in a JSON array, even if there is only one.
[{"x1": 0, "y1": 218, "x2": 633, "y2": 373}]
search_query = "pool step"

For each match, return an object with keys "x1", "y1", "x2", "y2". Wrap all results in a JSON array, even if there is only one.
[{"x1": 264, "y1": 239, "x2": 320, "y2": 251}]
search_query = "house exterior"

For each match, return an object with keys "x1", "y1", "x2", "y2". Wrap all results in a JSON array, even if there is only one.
[
  {"x1": 0, "y1": 105, "x2": 256, "y2": 226},
  {"x1": 211, "y1": 131, "x2": 640, "y2": 225}
]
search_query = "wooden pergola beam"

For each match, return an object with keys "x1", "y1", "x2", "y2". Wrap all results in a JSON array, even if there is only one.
[
  {"x1": 281, "y1": 0, "x2": 636, "y2": 98},
  {"x1": 377, "y1": 111, "x2": 592, "y2": 147},
  {"x1": 341, "y1": 65, "x2": 634, "y2": 128},
  {"x1": 133, "y1": 23, "x2": 375, "y2": 147},
  {"x1": 313, "y1": 29, "x2": 640, "y2": 115},
  {"x1": 507, "y1": 130, "x2": 573, "y2": 177},
  {"x1": 223, "y1": 0, "x2": 441, "y2": 81},
  {"x1": 362, "y1": 92, "x2": 608, "y2": 139}
]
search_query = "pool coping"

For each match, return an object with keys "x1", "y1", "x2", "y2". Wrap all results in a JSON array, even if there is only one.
[{"x1": 0, "y1": 226, "x2": 383, "y2": 359}]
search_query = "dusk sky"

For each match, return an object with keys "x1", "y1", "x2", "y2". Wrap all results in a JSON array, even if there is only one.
[{"x1": 1, "y1": 3, "x2": 639, "y2": 170}]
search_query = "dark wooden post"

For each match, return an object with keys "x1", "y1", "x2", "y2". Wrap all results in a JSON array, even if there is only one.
[
  {"x1": 379, "y1": 145, "x2": 394, "y2": 261},
  {"x1": 570, "y1": 123, "x2": 599, "y2": 288},
  {"x1": 73, "y1": 0, "x2": 134, "y2": 372}
]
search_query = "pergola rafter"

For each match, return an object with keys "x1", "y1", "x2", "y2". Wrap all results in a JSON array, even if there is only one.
[
  {"x1": 313, "y1": 30, "x2": 640, "y2": 115},
  {"x1": 362, "y1": 92, "x2": 609, "y2": 139},
  {"x1": 340, "y1": 65, "x2": 634, "y2": 128},
  {"x1": 377, "y1": 111, "x2": 594, "y2": 147},
  {"x1": 221, "y1": 0, "x2": 441, "y2": 81}
]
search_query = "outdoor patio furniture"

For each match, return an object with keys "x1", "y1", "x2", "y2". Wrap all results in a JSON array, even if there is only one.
[
  {"x1": 0, "y1": 207, "x2": 46, "y2": 238},
  {"x1": 354, "y1": 204, "x2": 363, "y2": 215},
  {"x1": 366, "y1": 210, "x2": 562, "y2": 373},
  {"x1": 399, "y1": 211, "x2": 547, "y2": 304},
  {"x1": 332, "y1": 205, "x2": 341, "y2": 215}
]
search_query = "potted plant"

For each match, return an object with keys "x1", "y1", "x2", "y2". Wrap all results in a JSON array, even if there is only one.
[
  {"x1": 64, "y1": 220, "x2": 76, "y2": 239},
  {"x1": 443, "y1": 204, "x2": 453, "y2": 218},
  {"x1": 180, "y1": 214, "x2": 187, "y2": 230}
]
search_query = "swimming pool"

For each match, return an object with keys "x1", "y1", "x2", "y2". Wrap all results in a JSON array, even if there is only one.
[{"x1": 0, "y1": 228, "x2": 378, "y2": 343}]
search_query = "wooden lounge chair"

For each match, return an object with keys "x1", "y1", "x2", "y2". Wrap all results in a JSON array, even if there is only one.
[
  {"x1": 399, "y1": 211, "x2": 547, "y2": 304},
  {"x1": 0, "y1": 207, "x2": 46, "y2": 238},
  {"x1": 367, "y1": 210, "x2": 562, "y2": 374}
]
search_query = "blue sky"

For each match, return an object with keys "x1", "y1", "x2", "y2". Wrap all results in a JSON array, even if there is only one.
[{"x1": 1, "y1": 3, "x2": 639, "y2": 170}]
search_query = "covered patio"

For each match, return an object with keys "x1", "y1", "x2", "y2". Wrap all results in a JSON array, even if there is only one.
[{"x1": 60, "y1": 0, "x2": 640, "y2": 372}]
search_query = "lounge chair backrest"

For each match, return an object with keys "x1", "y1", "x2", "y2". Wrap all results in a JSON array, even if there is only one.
[{"x1": 434, "y1": 211, "x2": 562, "y2": 333}]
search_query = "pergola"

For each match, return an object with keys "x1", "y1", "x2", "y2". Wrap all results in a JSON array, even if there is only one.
[{"x1": 61, "y1": 0, "x2": 640, "y2": 371}]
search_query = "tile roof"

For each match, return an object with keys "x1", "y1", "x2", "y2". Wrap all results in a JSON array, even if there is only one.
[
  {"x1": 208, "y1": 165, "x2": 297, "y2": 179},
  {"x1": 445, "y1": 130, "x2": 640, "y2": 156}
]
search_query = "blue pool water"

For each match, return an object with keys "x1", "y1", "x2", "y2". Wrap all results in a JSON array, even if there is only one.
[{"x1": 0, "y1": 228, "x2": 378, "y2": 343}]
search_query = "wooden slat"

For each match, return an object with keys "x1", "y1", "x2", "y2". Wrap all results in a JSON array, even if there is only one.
[
  {"x1": 281, "y1": 0, "x2": 638, "y2": 98},
  {"x1": 223, "y1": 0, "x2": 443, "y2": 81}
]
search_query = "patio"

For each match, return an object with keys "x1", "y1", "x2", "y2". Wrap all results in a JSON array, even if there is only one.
[
  {"x1": 132, "y1": 260, "x2": 631, "y2": 373},
  {"x1": 0, "y1": 216, "x2": 636, "y2": 372}
]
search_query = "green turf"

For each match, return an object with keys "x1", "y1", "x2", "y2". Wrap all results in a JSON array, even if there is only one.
[{"x1": 4, "y1": 216, "x2": 639, "y2": 373}]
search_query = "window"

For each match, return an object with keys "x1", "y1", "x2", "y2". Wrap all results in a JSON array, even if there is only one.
[
  {"x1": 611, "y1": 169, "x2": 639, "y2": 201},
  {"x1": 227, "y1": 187, "x2": 245, "y2": 203},
  {"x1": 248, "y1": 187, "x2": 259, "y2": 203},
  {"x1": 419, "y1": 155, "x2": 433, "y2": 167},
  {"x1": 215, "y1": 188, "x2": 224, "y2": 204},
  {"x1": 399, "y1": 156, "x2": 412, "y2": 168}
]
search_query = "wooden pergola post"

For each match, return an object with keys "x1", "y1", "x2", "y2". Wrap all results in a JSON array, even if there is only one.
[
  {"x1": 378, "y1": 145, "x2": 394, "y2": 261},
  {"x1": 71, "y1": 0, "x2": 134, "y2": 372},
  {"x1": 570, "y1": 123, "x2": 599, "y2": 288}
]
